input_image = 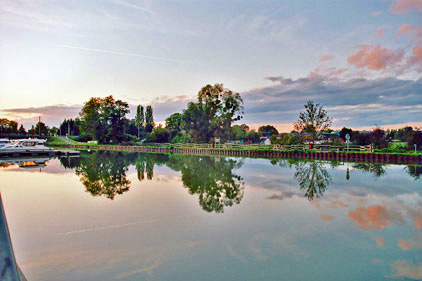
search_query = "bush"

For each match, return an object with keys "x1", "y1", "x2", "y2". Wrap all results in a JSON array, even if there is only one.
[
  {"x1": 407, "y1": 131, "x2": 422, "y2": 150},
  {"x1": 126, "y1": 134, "x2": 139, "y2": 145},
  {"x1": 171, "y1": 134, "x2": 191, "y2": 143},
  {"x1": 72, "y1": 133, "x2": 92, "y2": 142}
]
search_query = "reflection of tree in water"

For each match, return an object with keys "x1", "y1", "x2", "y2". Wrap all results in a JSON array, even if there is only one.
[
  {"x1": 73, "y1": 151, "x2": 135, "y2": 200},
  {"x1": 135, "y1": 153, "x2": 169, "y2": 181},
  {"x1": 352, "y1": 163, "x2": 386, "y2": 179},
  {"x1": 406, "y1": 165, "x2": 422, "y2": 180},
  {"x1": 168, "y1": 156, "x2": 244, "y2": 213},
  {"x1": 59, "y1": 156, "x2": 81, "y2": 170},
  {"x1": 294, "y1": 160, "x2": 332, "y2": 201}
]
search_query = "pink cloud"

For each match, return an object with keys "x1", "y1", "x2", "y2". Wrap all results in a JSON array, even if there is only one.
[
  {"x1": 390, "y1": 0, "x2": 422, "y2": 14},
  {"x1": 406, "y1": 45, "x2": 422, "y2": 70},
  {"x1": 309, "y1": 66, "x2": 347, "y2": 79},
  {"x1": 372, "y1": 10, "x2": 383, "y2": 16},
  {"x1": 397, "y1": 24, "x2": 422, "y2": 40},
  {"x1": 347, "y1": 45, "x2": 405, "y2": 71},
  {"x1": 376, "y1": 28, "x2": 384, "y2": 39},
  {"x1": 319, "y1": 54, "x2": 335, "y2": 62}
]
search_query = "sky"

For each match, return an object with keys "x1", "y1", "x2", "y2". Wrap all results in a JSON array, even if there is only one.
[{"x1": 0, "y1": 0, "x2": 421, "y2": 131}]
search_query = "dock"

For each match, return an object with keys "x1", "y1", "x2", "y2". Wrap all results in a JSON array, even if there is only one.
[{"x1": 0, "y1": 149, "x2": 80, "y2": 158}]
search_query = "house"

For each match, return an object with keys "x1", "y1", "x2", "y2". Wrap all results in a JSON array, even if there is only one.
[{"x1": 259, "y1": 137, "x2": 271, "y2": 145}]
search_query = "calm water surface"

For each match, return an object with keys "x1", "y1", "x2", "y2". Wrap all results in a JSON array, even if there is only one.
[{"x1": 0, "y1": 152, "x2": 421, "y2": 281}]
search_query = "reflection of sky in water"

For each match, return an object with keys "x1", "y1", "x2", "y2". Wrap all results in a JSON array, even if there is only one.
[{"x1": 0, "y1": 153, "x2": 421, "y2": 281}]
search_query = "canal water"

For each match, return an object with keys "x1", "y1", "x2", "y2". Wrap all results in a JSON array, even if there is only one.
[{"x1": 0, "y1": 151, "x2": 421, "y2": 281}]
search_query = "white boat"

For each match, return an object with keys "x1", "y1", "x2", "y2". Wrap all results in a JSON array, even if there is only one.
[
  {"x1": 0, "y1": 139, "x2": 10, "y2": 147},
  {"x1": 0, "y1": 139, "x2": 54, "y2": 153}
]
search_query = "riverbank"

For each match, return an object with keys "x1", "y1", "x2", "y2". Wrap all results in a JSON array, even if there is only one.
[{"x1": 49, "y1": 143, "x2": 422, "y2": 164}]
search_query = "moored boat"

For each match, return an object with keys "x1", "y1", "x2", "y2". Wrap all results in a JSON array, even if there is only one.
[
  {"x1": 0, "y1": 139, "x2": 10, "y2": 148},
  {"x1": 0, "y1": 139, "x2": 54, "y2": 153}
]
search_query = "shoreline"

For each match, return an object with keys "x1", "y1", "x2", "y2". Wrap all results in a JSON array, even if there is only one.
[{"x1": 49, "y1": 144, "x2": 422, "y2": 165}]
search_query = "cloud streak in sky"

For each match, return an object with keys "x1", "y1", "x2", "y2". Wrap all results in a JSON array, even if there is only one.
[{"x1": 55, "y1": 44, "x2": 188, "y2": 63}]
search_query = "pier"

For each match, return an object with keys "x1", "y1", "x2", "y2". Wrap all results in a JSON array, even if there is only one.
[{"x1": 0, "y1": 149, "x2": 80, "y2": 158}]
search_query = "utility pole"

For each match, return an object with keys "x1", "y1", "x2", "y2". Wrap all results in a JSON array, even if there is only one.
[
  {"x1": 38, "y1": 116, "x2": 41, "y2": 136},
  {"x1": 68, "y1": 121, "x2": 70, "y2": 137}
]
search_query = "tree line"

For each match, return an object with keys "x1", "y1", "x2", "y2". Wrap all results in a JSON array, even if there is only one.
[{"x1": 1, "y1": 83, "x2": 421, "y2": 151}]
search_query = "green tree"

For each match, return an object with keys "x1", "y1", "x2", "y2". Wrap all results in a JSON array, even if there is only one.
[
  {"x1": 339, "y1": 127, "x2": 354, "y2": 141},
  {"x1": 79, "y1": 96, "x2": 130, "y2": 144},
  {"x1": 29, "y1": 121, "x2": 49, "y2": 136},
  {"x1": 80, "y1": 97, "x2": 102, "y2": 138},
  {"x1": 146, "y1": 125, "x2": 169, "y2": 143},
  {"x1": 182, "y1": 84, "x2": 243, "y2": 143},
  {"x1": 294, "y1": 101, "x2": 332, "y2": 143},
  {"x1": 370, "y1": 128, "x2": 387, "y2": 149},
  {"x1": 231, "y1": 125, "x2": 247, "y2": 140},
  {"x1": 258, "y1": 125, "x2": 279, "y2": 136},
  {"x1": 407, "y1": 130, "x2": 422, "y2": 150},
  {"x1": 145, "y1": 105, "x2": 154, "y2": 133},
  {"x1": 165, "y1": 113, "x2": 183, "y2": 141},
  {"x1": 135, "y1": 105, "x2": 144, "y2": 139},
  {"x1": 18, "y1": 124, "x2": 26, "y2": 135},
  {"x1": 0, "y1": 119, "x2": 18, "y2": 134},
  {"x1": 246, "y1": 129, "x2": 260, "y2": 143},
  {"x1": 60, "y1": 118, "x2": 81, "y2": 136}
]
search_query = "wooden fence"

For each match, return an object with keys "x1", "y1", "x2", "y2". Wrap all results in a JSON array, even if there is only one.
[{"x1": 166, "y1": 143, "x2": 373, "y2": 152}]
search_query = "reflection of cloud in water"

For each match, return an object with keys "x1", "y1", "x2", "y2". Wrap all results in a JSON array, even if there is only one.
[
  {"x1": 320, "y1": 214, "x2": 335, "y2": 222},
  {"x1": 267, "y1": 190, "x2": 300, "y2": 200},
  {"x1": 375, "y1": 236, "x2": 384, "y2": 247},
  {"x1": 390, "y1": 260, "x2": 422, "y2": 280},
  {"x1": 397, "y1": 237, "x2": 422, "y2": 251},
  {"x1": 348, "y1": 204, "x2": 405, "y2": 230}
]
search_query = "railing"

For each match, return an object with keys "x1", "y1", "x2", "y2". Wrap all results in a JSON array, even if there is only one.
[
  {"x1": 60, "y1": 142, "x2": 373, "y2": 152},
  {"x1": 169, "y1": 143, "x2": 373, "y2": 152}
]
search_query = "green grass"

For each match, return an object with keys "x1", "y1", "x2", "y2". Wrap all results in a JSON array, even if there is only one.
[
  {"x1": 65, "y1": 137, "x2": 82, "y2": 144},
  {"x1": 389, "y1": 141, "x2": 407, "y2": 149},
  {"x1": 46, "y1": 136, "x2": 67, "y2": 145}
]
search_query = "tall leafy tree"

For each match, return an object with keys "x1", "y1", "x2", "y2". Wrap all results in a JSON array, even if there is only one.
[
  {"x1": 294, "y1": 101, "x2": 332, "y2": 143},
  {"x1": 134, "y1": 105, "x2": 144, "y2": 139},
  {"x1": 80, "y1": 96, "x2": 129, "y2": 144},
  {"x1": 182, "y1": 83, "x2": 243, "y2": 143},
  {"x1": 145, "y1": 105, "x2": 154, "y2": 133},
  {"x1": 165, "y1": 113, "x2": 183, "y2": 141},
  {"x1": 0, "y1": 119, "x2": 18, "y2": 134}
]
